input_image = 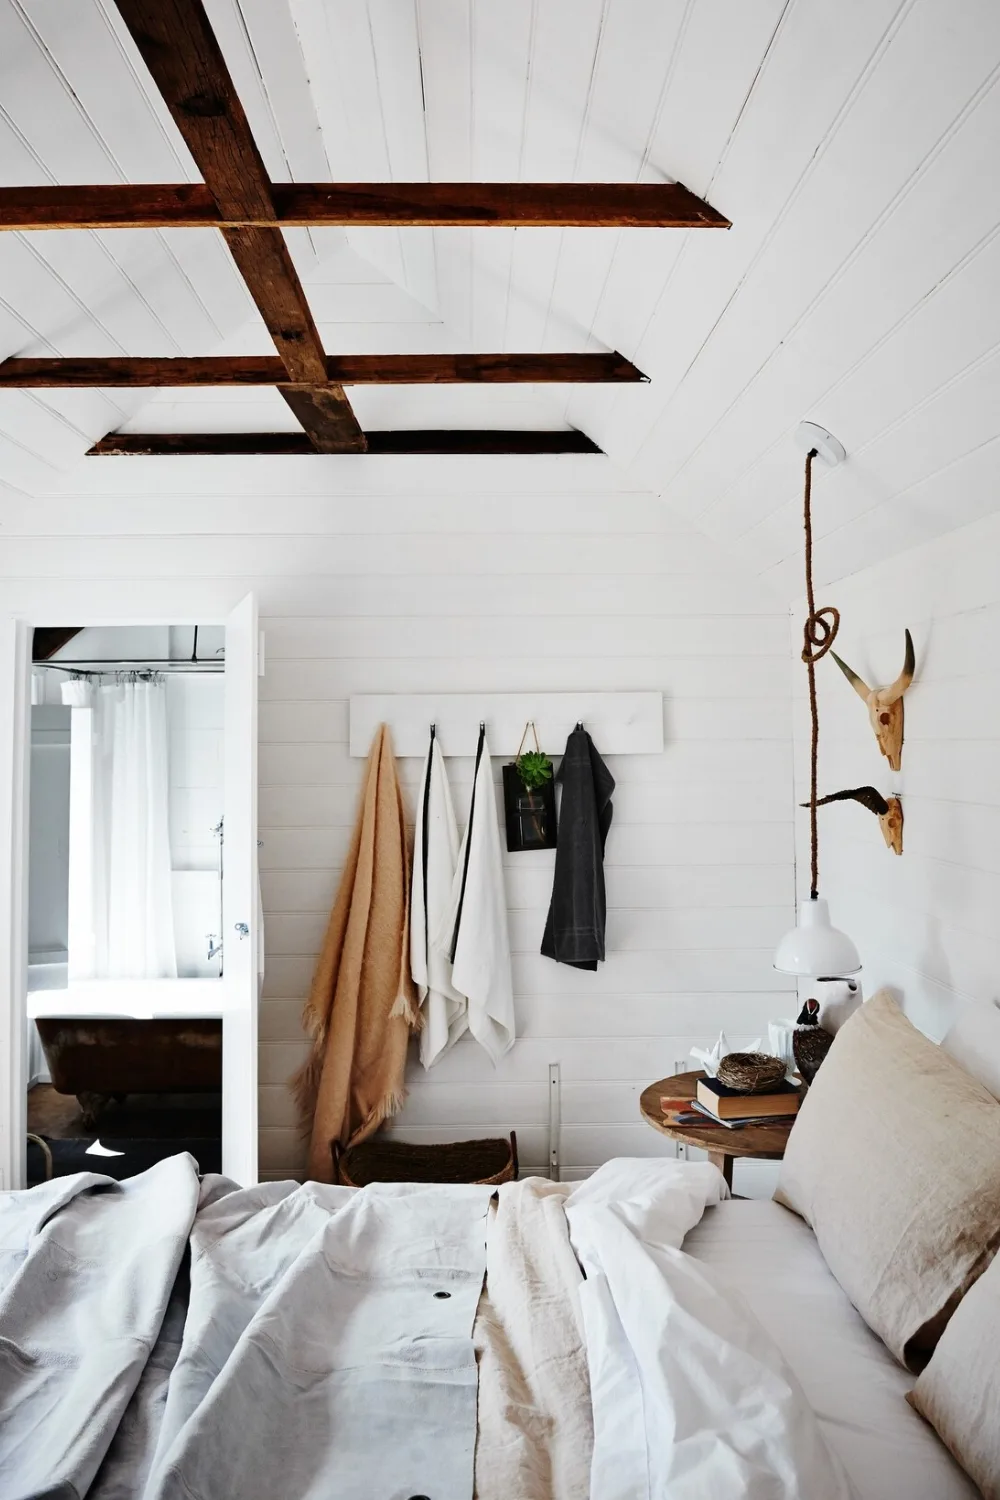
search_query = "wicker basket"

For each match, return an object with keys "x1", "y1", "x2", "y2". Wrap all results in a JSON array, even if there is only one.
[
  {"x1": 715, "y1": 1052, "x2": 786, "y2": 1095},
  {"x1": 334, "y1": 1133, "x2": 518, "y2": 1188}
]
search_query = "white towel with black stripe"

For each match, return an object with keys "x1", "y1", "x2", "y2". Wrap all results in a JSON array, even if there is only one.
[
  {"x1": 410, "y1": 731, "x2": 468, "y2": 1068},
  {"x1": 440, "y1": 729, "x2": 515, "y2": 1065}
]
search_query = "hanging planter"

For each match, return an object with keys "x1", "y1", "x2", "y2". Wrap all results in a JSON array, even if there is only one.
[{"x1": 502, "y1": 722, "x2": 557, "y2": 851}]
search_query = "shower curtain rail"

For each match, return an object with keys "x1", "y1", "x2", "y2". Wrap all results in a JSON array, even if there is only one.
[{"x1": 32, "y1": 659, "x2": 224, "y2": 674}]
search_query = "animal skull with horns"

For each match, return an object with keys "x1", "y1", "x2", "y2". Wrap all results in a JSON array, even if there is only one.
[
  {"x1": 830, "y1": 630, "x2": 915, "y2": 772},
  {"x1": 805, "y1": 787, "x2": 904, "y2": 856}
]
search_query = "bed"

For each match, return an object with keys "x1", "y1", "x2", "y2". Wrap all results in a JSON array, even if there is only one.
[
  {"x1": 685, "y1": 1200, "x2": 978, "y2": 1500},
  {"x1": 0, "y1": 1154, "x2": 980, "y2": 1500},
  {"x1": 2, "y1": 991, "x2": 997, "y2": 1500}
]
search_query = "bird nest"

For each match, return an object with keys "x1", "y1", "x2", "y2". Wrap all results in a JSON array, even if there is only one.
[{"x1": 715, "y1": 1052, "x2": 786, "y2": 1095}]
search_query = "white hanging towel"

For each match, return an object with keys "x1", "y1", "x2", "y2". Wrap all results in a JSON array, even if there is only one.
[
  {"x1": 440, "y1": 728, "x2": 515, "y2": 1065},
  {"x1": 410, "y1": 730, "x2": 468, "y2": 1068}
]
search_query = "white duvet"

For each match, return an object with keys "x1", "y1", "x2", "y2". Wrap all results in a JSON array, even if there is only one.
[{"x1": 0, "y1": 1156, "x2": 856, "y2": 1500}]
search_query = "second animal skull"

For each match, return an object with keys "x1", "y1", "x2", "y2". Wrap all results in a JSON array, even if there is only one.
[
  {"x1": 830, "y1": 629, "x2": 914, "y2": 772},
  {"x1": 807, "y1": 786, "x2": 904, "y2": 856}
]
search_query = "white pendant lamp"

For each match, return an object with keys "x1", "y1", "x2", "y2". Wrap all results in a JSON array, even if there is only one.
[
  {"x1": 774, "y1": 424, "x2": 861, "y2": 980},
  {"x1": 774, "y1": 897, "x2": 860, "y2": 979}
]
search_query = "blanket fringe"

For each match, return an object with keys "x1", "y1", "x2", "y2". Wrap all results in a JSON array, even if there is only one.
[
  {"x1": 390, "y1": 987, "x2": 423, "y2": 1029},
  {"x1": 351, "y1": 1087, "x2": 407, "y2": 1145},
  {"x1": 290, "y1": 1050, "x2": 323, "y2": 1138}
]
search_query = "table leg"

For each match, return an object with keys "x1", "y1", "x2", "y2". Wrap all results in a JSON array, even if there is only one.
[{"x1": 708, "y1": 1150, "x2": 733, "y2": 1191}]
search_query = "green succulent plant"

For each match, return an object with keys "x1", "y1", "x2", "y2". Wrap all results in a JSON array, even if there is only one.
[{"x1": 516, "y1": 749, "x2": 553, "y2": 792}]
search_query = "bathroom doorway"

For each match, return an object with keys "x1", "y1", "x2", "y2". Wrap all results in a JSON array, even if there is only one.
[
  {"x1": 1, "y1": 594, "x2": 259, "y2": 1191},
  {"x1": 26, "y1": 624, "x2": 226, "y2": 1184}
]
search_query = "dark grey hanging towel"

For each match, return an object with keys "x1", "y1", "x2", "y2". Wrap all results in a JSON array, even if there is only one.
[{"x1": 540, "y1": 726, "x2": 615, "y2": 970}]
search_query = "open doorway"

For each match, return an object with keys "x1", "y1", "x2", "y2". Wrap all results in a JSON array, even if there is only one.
[{"x1": 26, "y1": 624, "x2": 226, "y2": 1185}]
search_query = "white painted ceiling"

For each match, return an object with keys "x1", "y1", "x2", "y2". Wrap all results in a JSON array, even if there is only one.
[{"x1": 1, "y1": 0, "x2": 999, "y2": 595}]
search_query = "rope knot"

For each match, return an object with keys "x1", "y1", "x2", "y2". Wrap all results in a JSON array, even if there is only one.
[{"x1": 801, "y1": 604, "x2": 840, "y2": 664}]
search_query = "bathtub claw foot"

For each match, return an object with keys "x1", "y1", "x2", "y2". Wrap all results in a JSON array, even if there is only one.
[{"x1": 77, "y1": 1091, "x2": 113, "y2": 1129}]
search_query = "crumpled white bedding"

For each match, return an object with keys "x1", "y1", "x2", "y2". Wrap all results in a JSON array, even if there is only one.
[
  {"x1": 565, "y1": 1159, "x2": 857, "y2": 1500},
  {"x1": 0, "y1": 1155, "x2": 200, "y2": 1500},
  {"x1": 1, "y1": 1153, "x2": 859, "y2": 1500},
  {"x1": 0, "y1": 1157, "x2": 494, "y2": 1500}
]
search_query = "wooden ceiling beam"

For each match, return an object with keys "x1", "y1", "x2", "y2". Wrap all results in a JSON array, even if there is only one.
[
  {"x1": 0, "y1": 353, "x2": 645, "y2": 386},
  {"x1": 0, "y1": 181, "x2": 728, "y2": 231},
  {"x1": 0, "y1": 184, "x2": 219, "y2": 230},
  {"x1": 1, "y1": 0, "x2": 728, "y2": 459},
  {"x1": 32, "y1": 627, "x2": 84, "y2": 660},
  {"x1": 219, "y1": 226, "x2": 332, "y2": 387},
  {"x1": 87, "y1": 431, "x2": 602, "y2": 457},
  {"x1": 274, "y1": 181, "x2": 729, "y2": 229},
  {"x1": 277, "y1": 385, "x2": 374, "y2": 453},
  {"x1": 112, "y1": 0, "x2": 270, "y2": 221},
  {"x1": 110, "y1": 0, "x2": 365, "y2": 449}
]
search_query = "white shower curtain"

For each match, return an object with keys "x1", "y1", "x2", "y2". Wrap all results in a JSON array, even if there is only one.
[{"x1": 70, "y1": 675, "x2": 177, "y2": 980}]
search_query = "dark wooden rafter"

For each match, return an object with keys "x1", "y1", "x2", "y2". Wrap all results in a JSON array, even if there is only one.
[
  {"x1": 0, "y1": 0, "x2": 731, "y2": 456},
  {"x1": 111, "y1": 0, "x2": 365, "y2": 450},
  {"x1": 0, "y1": 181, "x2": 729, "y2": 232},
  {"x1": 217, "y1": 227, "x2": 329, "y2": 386},
  {"x1": 87, "y1": 431, "x2": 602, "y2": 457},
  {"x1": 32, "y1": 627, "x2": 84, "y2": 659},
  {"x1": 276, "y1": 385, "x2": 370, "y2": 453},
  {"x1": 0, "y1": 353, "x2": 645, "y2": 386}
]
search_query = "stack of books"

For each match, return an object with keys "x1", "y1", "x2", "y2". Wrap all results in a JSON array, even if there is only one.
[{"x1": 660, "y1": 1075, "x2": 800, "y2": 1130}]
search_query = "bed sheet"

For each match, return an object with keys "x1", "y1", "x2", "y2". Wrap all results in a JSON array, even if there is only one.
[{"x1": 683, "y1": 1200, "x2": 977, "y2": 1500}]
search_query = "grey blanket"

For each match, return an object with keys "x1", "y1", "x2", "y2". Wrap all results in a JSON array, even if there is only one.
[{"x1": 0, "y1": 1156, "x2": 494, "y2": 1500}]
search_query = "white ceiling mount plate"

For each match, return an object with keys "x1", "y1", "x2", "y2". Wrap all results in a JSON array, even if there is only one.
[{"x1": 795, "y1": 421, "x2": 846, "y2": 467}]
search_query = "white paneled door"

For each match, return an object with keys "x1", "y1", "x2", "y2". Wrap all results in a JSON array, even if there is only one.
[{"x1": 222, "y1": 593, "x2": 261, "y2": 1186}]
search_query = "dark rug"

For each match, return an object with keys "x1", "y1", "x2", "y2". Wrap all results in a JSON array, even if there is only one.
[
  {"x1": 28, "y1": 1085, "x2": 223, "y2": 1141},
  {"x1": 27, "y1": 1136, "x2": 222, "y2": 1186}
]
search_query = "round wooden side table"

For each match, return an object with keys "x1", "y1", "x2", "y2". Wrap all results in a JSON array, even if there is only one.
[{"x1": 639, "y1": 1070, "x2": 794, "y2": 1192}]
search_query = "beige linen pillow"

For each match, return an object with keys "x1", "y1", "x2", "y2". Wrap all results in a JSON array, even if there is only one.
[
  {"x1": 774, "y1": 990, "x2": 1000, "y2": 1369},
  {"x1": 909, "y1": 1251, "x2": 1000, "y2": 1499}
]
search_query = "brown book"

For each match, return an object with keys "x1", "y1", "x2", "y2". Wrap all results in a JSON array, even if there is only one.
[
  {"x1": 658, "y1": 1101, "x2": 704, "y2": 1124},
  {"x1": 659, "y1": 1093, "x2": 694, "y2": 1112},
  {"x1": 696, "y1": 1075, "x2": 800, "y2": 1121}
]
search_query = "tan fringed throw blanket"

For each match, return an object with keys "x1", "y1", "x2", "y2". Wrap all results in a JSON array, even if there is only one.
[
  {"x1": 293, "y1": 723, "x2": 419, "y2": 1181},
  {"x1": 473, "y1": 1180, "x2": 593, "y2": 1500}
]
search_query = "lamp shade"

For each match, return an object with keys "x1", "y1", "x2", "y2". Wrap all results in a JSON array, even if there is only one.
[{"x1": 773, "y1": 897, "x2": 861, "y2": 979}]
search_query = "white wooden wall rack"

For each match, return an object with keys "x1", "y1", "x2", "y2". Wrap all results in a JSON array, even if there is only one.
[{"x1": 349, "y1": 692, "x2": 664, "y2": 758}]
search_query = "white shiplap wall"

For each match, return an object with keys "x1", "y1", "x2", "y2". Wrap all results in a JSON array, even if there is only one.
[
  {"x1": 792, "y1": 506, "x2": 1000, "y2": 1043},
  {"x1": 249, "y1": 460, "x2": 798, "y2": 1179},
  {"x1": 0, "y1": 453, "x2": 796, "y2": 1180}
]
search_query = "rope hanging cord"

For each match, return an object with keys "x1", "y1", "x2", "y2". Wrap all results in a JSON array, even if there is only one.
[{"x1": 801, "y1": 449, "x2": 840, "y2": 901}]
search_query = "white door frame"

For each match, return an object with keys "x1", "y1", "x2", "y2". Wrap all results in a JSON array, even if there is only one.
[
  {"x1": 0, "y1": 597, "x2": 259, "y2": 1191},
  {"x1": 0, "y1": 618, "x2": 30, "y2": 1192}
]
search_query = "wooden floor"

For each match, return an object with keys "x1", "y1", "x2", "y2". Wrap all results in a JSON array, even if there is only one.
[{"x1": 27, "y1": 1084, "x2": 222, "y2": 1140}]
